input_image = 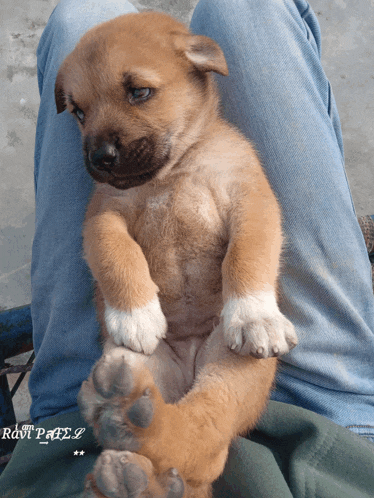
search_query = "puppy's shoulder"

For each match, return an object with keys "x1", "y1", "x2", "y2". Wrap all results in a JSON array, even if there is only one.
[
  {"x1": 85, "y1": 184, "x2": 142, "y2": 229},
  {"x1": 197, "y1": 119, "x2": 265, "y2": 189}
]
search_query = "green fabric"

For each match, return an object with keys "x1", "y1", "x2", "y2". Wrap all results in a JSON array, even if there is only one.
[
  {"x1": 214, "y1": 402, "x2": 374, "y2": 498},
  {"x1": 1, "y1": 401, "x2": 373, "y2": 498}
]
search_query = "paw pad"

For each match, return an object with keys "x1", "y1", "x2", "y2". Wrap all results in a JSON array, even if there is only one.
[
  {"x1": 166, "y1": 468, "x2": 185, "y2": 498},
  {"x1": 97, "y1": 407, "x2": 140, "y2": 452},
  {"x1": 92, "y1": 353, "x2": 133, "y2": 399},
  {"x1": 126, "y1": 388, "x2": 154, "y2": 429},
  {"x1": 95, "y1": 451, "x2": 148, "y2": 498},
  {"x1": 121, "y1": 460, "x2": 148, "y2": 497}
]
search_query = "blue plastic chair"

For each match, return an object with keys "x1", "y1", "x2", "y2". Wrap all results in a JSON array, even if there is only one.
[{"x1": 0, "y1": 304, "x2": 33, "y2": 470}]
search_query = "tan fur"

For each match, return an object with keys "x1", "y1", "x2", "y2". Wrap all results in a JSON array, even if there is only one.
[{"x1": 56, "y1": 11, "x2": 297, "y2": 497}]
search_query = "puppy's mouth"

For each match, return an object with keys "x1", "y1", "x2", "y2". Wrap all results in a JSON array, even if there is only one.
[{"x1": 84, "y1": 136, "x2": 171, "y2": 190}]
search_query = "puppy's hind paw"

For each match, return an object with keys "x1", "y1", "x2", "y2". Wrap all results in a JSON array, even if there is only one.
[
  {"x1": 77, "y1": 347, "x2": 159, "y2": 453},
  {"x1": 84, "y1": 450, "x2": 184, "y2": 498},
  {"x1": 84, "y1": 451, "x2": 148, "y2": 498},
  {"x1": 105, "y1": 296, "x2": 167, "y2": 355}
]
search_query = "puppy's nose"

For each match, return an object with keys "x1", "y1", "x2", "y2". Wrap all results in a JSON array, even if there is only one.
[{"x1": 89, "y1": 142, "x2": 118, "y2": 171}]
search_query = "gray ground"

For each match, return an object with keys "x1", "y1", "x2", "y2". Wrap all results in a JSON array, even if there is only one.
[{"x1": 1, "y1": 0, "x2": 373, "y2": 420}]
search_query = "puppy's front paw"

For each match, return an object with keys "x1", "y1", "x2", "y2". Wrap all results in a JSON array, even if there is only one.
[
  {"x1": 105, "y1": 297, "x2": 167, "y2": 355},
  {"x1": 221, "y1": 291, "x2": 297, "y2": 358}
]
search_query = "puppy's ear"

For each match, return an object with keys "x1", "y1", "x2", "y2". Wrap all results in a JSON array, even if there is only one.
[
  {"x1": 55, "y1": 70, "x2": 67, "y2": 114},
  {"x1": 173, "y1": 34, "x2": 229, "y2": 77}
]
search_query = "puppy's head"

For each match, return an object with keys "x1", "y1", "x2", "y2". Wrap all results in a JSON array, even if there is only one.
[{"x1": 55, "y1": 12, "x2": 228, "y2": 190}]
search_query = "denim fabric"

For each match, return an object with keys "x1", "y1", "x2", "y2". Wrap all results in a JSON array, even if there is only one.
[
  {"x1": 30, "y1": 0, "x2": 374, "y2": 440},
  {"x1": 191, "y1": 0, "x2": 374, "y2": 439},
  {"x1": 30, "y1": 0, "x2": 138, "y2": 423}
]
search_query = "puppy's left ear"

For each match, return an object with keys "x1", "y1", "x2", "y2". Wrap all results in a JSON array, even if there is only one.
[
  {"x1": 55, "y1": 70, "x2": 67, "y2": 114},
  {"x1": 173, "y1": 34, "x2": 229, "y2": 76}
]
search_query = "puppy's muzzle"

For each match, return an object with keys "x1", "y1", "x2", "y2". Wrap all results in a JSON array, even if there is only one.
[
  {"x1": 89, "y1": 142, "x2": 119, "y2": 172},
  {"x1": 84, "y1": 135, "x2": 171, "y2": 190}
]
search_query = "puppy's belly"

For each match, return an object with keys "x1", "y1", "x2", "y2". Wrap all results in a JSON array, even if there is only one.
[
  {"x1": 133, "y1": 191, "x2": 227, "y2": 340},
  {"x1": 158, "y1": 261, "x2": 223, "y2": 339},
  {"x1": 158, "y1": 334, "x2": 209, "y2": 400},
  {"x1": 166, "y1": 311, "x2": 220, "y2": 339},
  {"x1": 135, "y1": 244, "x2": 224, "y2": 341}
]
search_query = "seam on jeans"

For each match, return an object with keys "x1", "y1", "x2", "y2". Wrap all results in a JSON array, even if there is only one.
[
  {"x1": 304, "y1": 21, "x2": 311, "y2": 42},
  {"x1": 346, "y1": 424, "x2": 374, "y2": 437},
  {"x1": 346, "y1": 424, "x2": 374, "y2": 429},
  {"x1": 346, "y1": 425, "x2": 374, "y2": 441},
  {"x1": 327, "y1": 82, "x2": 332, "y2": 118},
  {"x1": 299, "y1": 5, "x2": 311, "y2": 19}
]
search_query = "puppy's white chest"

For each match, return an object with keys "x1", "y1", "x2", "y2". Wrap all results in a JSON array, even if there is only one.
[
  {"x1": 139, "y1": 182, "x2": 223, "y2": 238},
  {"x1": 148, "y1": 191, "x2": 170, "y2": 207},
  {"x1": 145, "y1": 192, "x2": 171, "y2": 214},
  {"x1": 174, "y1": 185, "x2": 220, "y2": 230}
]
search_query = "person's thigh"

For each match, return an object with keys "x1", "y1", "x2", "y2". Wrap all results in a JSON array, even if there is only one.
[
  {"x1": 29, "y1": 0, "x2": 138, "y2": 425},
  {"x1": 190, "y1": 0, "x2": 374, "y2": 439}
]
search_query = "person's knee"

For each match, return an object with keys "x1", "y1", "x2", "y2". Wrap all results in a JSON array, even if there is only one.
[
  {"x1": 193, "y1": 0, "x2": 291, "y2": 20},
  {"x1": 48, "y1": 0, "x2": 138, "y2": 54},
  {"x1": 191, "y1": 0, "x2": 303, "y2": 35}
]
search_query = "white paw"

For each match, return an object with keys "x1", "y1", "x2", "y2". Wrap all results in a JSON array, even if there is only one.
[
  {"x1": 221, "y1": 291, "x2": 297, "y2": 358},
  {"x1": 104, "y1": 297, "x2": 167, "y2": 355}
]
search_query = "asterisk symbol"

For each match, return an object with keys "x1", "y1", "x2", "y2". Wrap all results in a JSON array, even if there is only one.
[
  {"x1": 80, "y1": 450, "x2": 85, "y2": 456},
  {"x1": 74, "y1": 451, "x2": 79, "y2": 456}
]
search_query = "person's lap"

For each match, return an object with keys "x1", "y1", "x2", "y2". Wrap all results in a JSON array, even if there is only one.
[
  {"x1": 20, "y1": 0, "x2": 374, "y2": 466},
  {"x1": 1, "y1": 0, "x2": 374, "y2": 495}
]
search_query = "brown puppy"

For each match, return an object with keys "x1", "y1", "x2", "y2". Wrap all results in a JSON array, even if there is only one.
[{"x1": 55, "y1": 11, "x2": 297, "y2": 498}]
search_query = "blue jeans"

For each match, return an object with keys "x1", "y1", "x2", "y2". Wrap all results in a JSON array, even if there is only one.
[{"x1": 30, "y1": 0, "x2": 374, "y2": 442}]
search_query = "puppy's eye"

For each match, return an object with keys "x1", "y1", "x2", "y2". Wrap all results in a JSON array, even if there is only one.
[
  {"x1": 128, "y1": 87, "x2": 152, "y2": 104},
  {"x1": 74, "y1": 108, "x2": 85, "y2": 124}
]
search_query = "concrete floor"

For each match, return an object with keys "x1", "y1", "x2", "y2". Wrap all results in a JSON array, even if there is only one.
[{"x1": 1, "y1": 0, "x2": 373, "y2": 421}]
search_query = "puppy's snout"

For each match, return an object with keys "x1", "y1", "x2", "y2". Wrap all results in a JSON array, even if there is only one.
[{"x1": 89, "y1": 142, "x2": 119, "y2": 171}]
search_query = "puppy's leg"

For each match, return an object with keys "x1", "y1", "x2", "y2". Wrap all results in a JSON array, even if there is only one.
[
  {"x1": 79, "y1": 325, "x2": 276, "y2": 490},
  {"x1": 221, "y1": 181, "x2": 297, "y2": 358},
  {"x1": 79, "y1": 347, "x2": 213, "y2": 497},
  {"x1": 83, "y1": 198, "x2": 167, "y2": 355}
]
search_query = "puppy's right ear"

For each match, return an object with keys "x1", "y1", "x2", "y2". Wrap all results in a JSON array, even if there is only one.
[
  {"x1": 173, "y1": 33, "x2": 229, "y2": 77},
  {"x1": 55, "y1": 70, "x2": 67, "y2": 114}
]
